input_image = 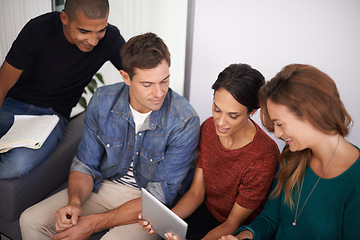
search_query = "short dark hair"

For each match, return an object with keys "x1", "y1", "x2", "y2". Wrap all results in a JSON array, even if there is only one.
[
  {"x1": 64, "y1": 0, "x2": 109, "y2": 19},
  {"x1": 120, "y1": 32, "x2": 171, "y2": 79},
  {"x1": 212, "y1": 63, "x2": 265, "y2": 113}
]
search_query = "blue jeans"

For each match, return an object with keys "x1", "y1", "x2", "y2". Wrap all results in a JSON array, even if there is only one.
[{"x1": 0, "y1": 98, "x2": 68, "y2": 179}]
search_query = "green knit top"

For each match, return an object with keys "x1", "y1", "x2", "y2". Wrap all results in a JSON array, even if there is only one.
[{"x1": 239, "y1": 147, "x2": 360, "y2": 240}]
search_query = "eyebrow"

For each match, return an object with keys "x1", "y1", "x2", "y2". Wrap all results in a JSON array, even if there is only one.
[
  {"x1": 271, "y1": 119, "x2": 280, "y2": 123},
  {"x1": 78, "y1": 25, "x2": 108, "y2": 33},
  {"x1": 139, "y1": 75, "x2": 170, "y2": 84},
  {"x1": 213, "y1": 103, "x2": 240, "y2": 115},
  {"x1": 162, "y1": 75, "x2": 170, "y2": 81}
]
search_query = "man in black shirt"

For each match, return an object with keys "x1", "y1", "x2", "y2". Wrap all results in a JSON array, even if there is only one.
[{"x1": 0, "y1": 0, "x2": 125, "y2": 179}]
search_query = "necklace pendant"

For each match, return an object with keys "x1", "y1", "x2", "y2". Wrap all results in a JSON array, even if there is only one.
[{"x1": 292, "y1": 221, "x2": 296, "y2": 226}]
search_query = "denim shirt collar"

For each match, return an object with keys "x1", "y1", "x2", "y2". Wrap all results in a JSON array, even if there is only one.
[{"x1": 110, "y1": 84, "x2": 170, "y2": 131}]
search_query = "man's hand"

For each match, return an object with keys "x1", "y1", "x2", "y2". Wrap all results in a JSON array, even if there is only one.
[
  {"x1": 51, "y1": 215, "x2": 95, "y2": 240},
  {"x1": 54, "y1": 203, "x2": 82, "y2": 232}
]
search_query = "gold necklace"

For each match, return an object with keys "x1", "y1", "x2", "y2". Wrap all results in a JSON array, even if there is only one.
[{"x1": 292, "y1": 135, "x2": 340, "y2": 226}]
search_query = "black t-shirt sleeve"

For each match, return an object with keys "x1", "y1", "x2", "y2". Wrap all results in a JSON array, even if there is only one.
[{"x1": 107, "y1": 25, "x2": 126, "y2": 70}]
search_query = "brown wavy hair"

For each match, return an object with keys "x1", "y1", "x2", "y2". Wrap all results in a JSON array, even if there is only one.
[
  {"x1": 259, "y1": 64, "x2": 352, "y2": 208},
  {"x1": 120, "y1": 32, "x2": 171, "y2": 79}
]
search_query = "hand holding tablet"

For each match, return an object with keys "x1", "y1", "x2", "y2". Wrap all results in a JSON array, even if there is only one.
[{"x1": 141, "y1": 188, "x2": 188, "y2": 240}]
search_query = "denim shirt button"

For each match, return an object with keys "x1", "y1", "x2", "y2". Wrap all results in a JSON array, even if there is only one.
[
  {"x1": 139, "y1": 133, "x2": 142, "y2": 136},
  {"x1": 150, "y1": 159, "x2": 153, "y2": 162},
  {"x1": 106, "y1": 144, "x2": 110, "y2": 148},
  {"x1": 136, "y1": 152, "x2": 139, "y2": 155}
]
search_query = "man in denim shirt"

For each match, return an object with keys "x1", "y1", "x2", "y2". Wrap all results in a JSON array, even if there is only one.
[{"x1": 20, "y1": 33, "x2": 200, "y2": 240}]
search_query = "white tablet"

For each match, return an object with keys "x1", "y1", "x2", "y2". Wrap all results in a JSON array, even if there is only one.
[{"x1": 141, "y1": 188, "x2": 188, "y2": 240}]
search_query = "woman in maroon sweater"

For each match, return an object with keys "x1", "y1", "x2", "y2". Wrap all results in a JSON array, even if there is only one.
[{"x1": 140, "y1": 64, "x2": 280, "y2": 240}]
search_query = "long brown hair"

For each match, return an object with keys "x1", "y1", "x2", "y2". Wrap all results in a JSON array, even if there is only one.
[{"x1": 259, "y1": 64, "x2": 352, "y2": 208}]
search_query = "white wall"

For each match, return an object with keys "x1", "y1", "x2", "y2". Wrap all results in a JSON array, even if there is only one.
[
  {"x1": 98, "y1": 0, "x2": 188, "y2": 95},
  {"x1": 0, "y1": 0, "x2": 52, "y2": 61},
  {"x1": 189, "y1": 0, "x2": 360, "y2": 148}
]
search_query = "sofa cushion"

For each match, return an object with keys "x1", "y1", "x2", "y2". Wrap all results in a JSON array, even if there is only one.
[{"x1": 0, "y1": 112, "x2": 85, "y2": 222}]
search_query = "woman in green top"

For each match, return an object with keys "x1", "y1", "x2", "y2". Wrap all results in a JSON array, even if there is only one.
[{"x1": 221, "y1": 64, "x2": 360, "y2": 240}]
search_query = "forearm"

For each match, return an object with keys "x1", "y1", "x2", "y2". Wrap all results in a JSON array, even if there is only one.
[
  {"x1": 67, "y1": 171, "x2": 94, "y2": 206},
  {"x1": 0, "y1": 79, "x2": 9, "y2": 109},
  {"x1": 0, "y1": 60, "x2": 22, "y2": 109},
  {"x1": 89, "y1": 197, "x2": 142, "y2": 233},
  {"x1": 203, "y1": 202, "x2": 254, "y2": 240},
  {"x1": 172, "y1": 190, "x2": 204, "y2": 219},
  {"x1": 171, "y1": 167, "x2": 206, "y2": 219},
  {"x1": 202, "y1": 221, "x2": 243, "y2": 240},
  {"x1": 0, "y1": 94, "x2": 5, "y2": 110}
]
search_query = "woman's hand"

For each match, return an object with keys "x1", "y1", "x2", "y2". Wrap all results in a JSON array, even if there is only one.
[
  {"x1": 219, "y1": 229, "x2": 253, "y2": 240},
  {"x1": 138, "y1": 213, "x2": 181, "y2": 239},
  {"x1": 219, "y1": 235, "x2": 239, "y2": 240},
  {"x1": 164, "y1": 232, "x2": 182, "y2": 240},
  {"x1": 236, "y1": 229, "x2": 253, "y2": 239},
  {"x1": 138, "y1": 213, "x2": 157, "y2": 235}
]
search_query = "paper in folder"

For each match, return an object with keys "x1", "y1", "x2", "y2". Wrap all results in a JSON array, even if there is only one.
[{"x1": 0, "y1": 115, "x2": 59, "y2": 153}]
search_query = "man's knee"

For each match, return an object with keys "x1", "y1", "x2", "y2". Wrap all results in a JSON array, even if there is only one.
[
  {"x1": 20, "y1": 204, "x2": 56, "y2": 239},
  {"x1": 20, "y1": 206, "x2": 33, "y2": 229},
  {"x1": 0, "y1": 145, "x2": 51, "y2": 178},
  {"x1": 19, "y1": 205, "x2": 40, "y2": 236},
  {"x1": 0, "y1": 152, "x2": 35, "y2": 178}
]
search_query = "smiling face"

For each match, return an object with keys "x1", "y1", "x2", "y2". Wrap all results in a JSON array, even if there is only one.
[
  {"x1": 266, "y1": 99, "x2": 319, "y2": 152},
  {"x1": 60, "y1": 10, "x2": 108, "y2": 52},
  {"x1": 212, "y1": 88, "x2": 253, "y2": 138},
  {"x1": 121, "y1": 60, "x2": 170, "y2": 113}
]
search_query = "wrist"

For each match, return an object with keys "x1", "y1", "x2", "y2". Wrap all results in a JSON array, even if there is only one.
[
  {"x1": 69, "y1": 195, "x2": 82, "y2": 208},
  {"x1": 236, "y1": 226, "x2": 254, "y2": 240}
]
